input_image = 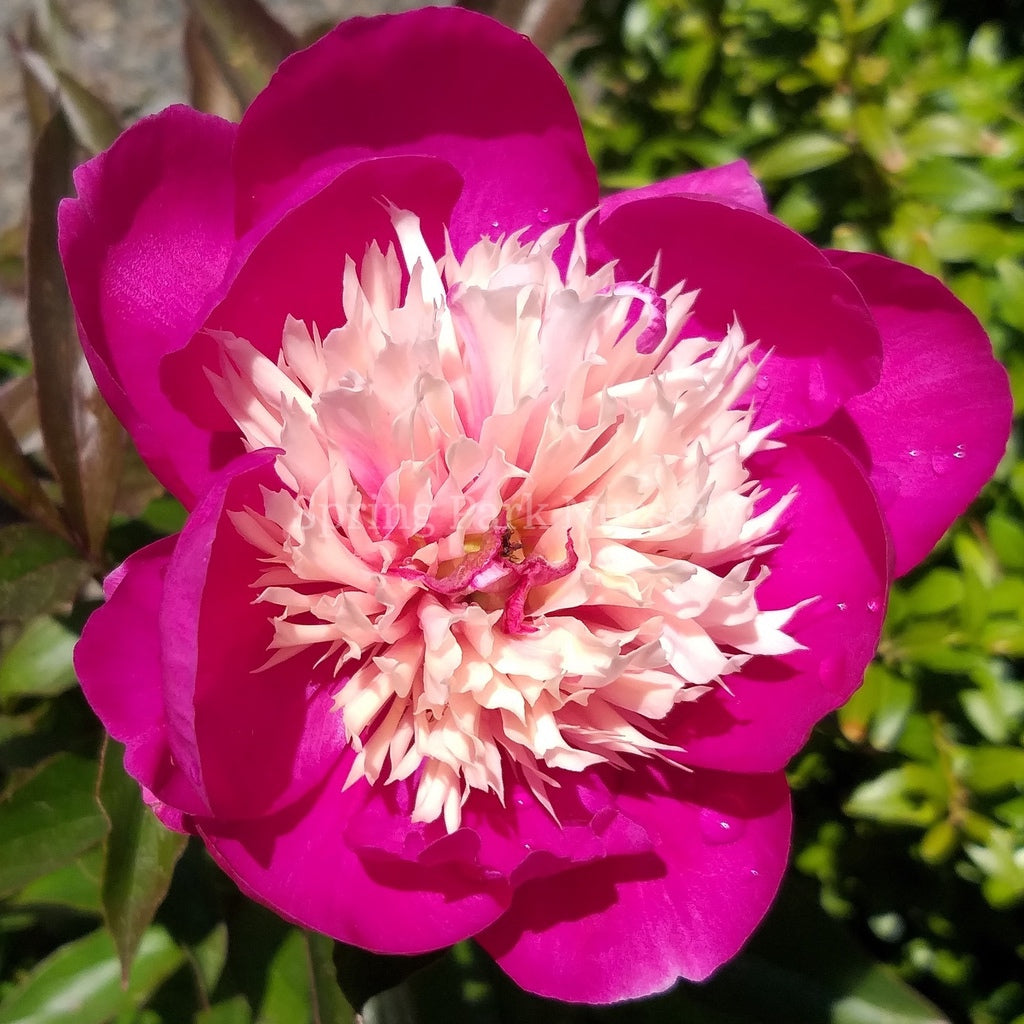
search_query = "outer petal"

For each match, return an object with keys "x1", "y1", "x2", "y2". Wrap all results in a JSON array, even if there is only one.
[
  {"x1": 344, "y1": 769, "x2": 651, "y2": 887},
  {"x1": 825, "y1": 250, "x2": 1013, "y2": 575},
  {"x1": 599, "y1": 160, "x2": 768, "y2": 218},
  {"x1": 162, "y1": 155, "x2": 464, "y2": 431},
  {"x1": 595, "y1": 196, "x2": 883, "y2": 432},
  {"x1": 197, "y1": 757, "x2": 510, "y2": 955},
  {"x1": 159, "y1": 450, "x2": 345, "y2": 820},
  {"x1": 667, "y1": 434, "x2": 890, "y2": 772},
  {"x1": 478, "y1": 767, "x2": 791, "y2": 1002},
  {"x1": 74, "y1": 535, "x2": 208, "y2": 818},
  {"x1": 58, "y1": 106, "x2": 237, "y2": 504},
  {"x1": 232, "y1": 8, "x2": 598, "y2": 253}
]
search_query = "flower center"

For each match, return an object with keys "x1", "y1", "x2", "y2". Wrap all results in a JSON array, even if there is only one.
[{"x1": 211, "y1": 209, "x2": 801, "y2": 832}]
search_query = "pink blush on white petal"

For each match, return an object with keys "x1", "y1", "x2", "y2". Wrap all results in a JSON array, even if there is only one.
[{"x1": 209, "y1": 210, "x2": 804, "y2": 833}]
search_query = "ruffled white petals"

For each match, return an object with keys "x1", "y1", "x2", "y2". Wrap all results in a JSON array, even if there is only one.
[{"x1": 209, "y1": 210, "x2": 803, "y2": 831}]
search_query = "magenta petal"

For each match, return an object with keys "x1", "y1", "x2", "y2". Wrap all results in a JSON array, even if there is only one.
[
  {"x1": 600, "y1": 160, "x2": 768, "y2": 219},
  {"x1": 161, "y1": 155, "x2": 464, "y2": 431},
  {"x1": 595, "y1": 196, "x2": 882, "y2": 432},
  {"x1": 825, "y1": 251, "x2": 1013, "y2": 575},
  {"x1": 58, "y1": 106, "x2": 237, "y2": 503},
  {"x1": 344, "y1": 769, "x2": 650, "y2": 886},
  {"x1": 479, "y1": 767, "x2": 791, "y2": 1002},
  {"x1": 232, "y1": 8, "x2": 597, "y2": 252},
  {"x1": 75, "y1": 536, "x2": 208, "y2": 816},
  {"x1": 668, "y1": 434, "x2": 890, "y2": 772},
  {"x1": 198, "y1": 759, "x2": 509, "y2": 954},
  {"x1": 160, "y1": 450, "x2": 345, "y2": 819},
  {"x1": 209, "y1": 156, "x2": 461, "y2": 355}
]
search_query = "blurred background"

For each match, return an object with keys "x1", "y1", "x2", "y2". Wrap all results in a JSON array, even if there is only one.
[{"x1": 0, "y1": 2, "x2": 1021, "y2": 1022}]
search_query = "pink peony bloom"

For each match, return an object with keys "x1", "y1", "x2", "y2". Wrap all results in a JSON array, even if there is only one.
[{"x1": 61, "y1": 8, "x2": 1011, "y2": 1004}]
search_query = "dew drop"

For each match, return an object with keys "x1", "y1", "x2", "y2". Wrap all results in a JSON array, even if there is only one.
[
  {"x1": 699, "y1": 808, "x2": 746, "y2": 845},
  {"x1": 523, "y1": 842, "x2": 532, "y2": 851},
  {"x1": 908, "y1": 449, "x2": 920, "y2": 458},
  {"x1": 491, "y1": 220, "x2": 500, "y2": 230},
  {"x1": 836, "y1": 601, "x2": 848, "y2": 612},
  {"x1": 819, "y1": 651, "x2": 850, "y2": 692},
  {"x1": 755, "y1": 375, "x2": 769, "y2": 391},
  {"x1": 537, "y1": 207, "x2": 551, "y2": 225},
  {"x1": 750, "y1": 869, "x2": 760, "y2": 878},
  {"x1": 953, "y1": 444, "x2": 966, "y2": 460},
  {"x1": 867, "y1": 598, "x2": 880, "y2": 613}
]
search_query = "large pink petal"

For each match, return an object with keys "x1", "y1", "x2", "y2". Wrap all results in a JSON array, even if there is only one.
[
  {"x1": 599, "y1": 160, "x2": 768, "y2": 218},
  {"x1": 343, "y1": 769, "x2": 651, "y2": 887},
  {"x1": 667, "y1": 434, "x2": 891, "y2": 772},
  {"x1": 75, "y1": 536, "x2": 208, "y2": 818},
  {"x1": 161, "y1": 155, "x2": 464, "y2": 431},
  {"x1": 232, "y1": 8, "x2": 597, "y2": 254},
  {"x1": 595, "y1": 196, "x2": 883, "y2": 432},
  {"x1": 58, "y1": 106, "x2": 237, "y2": 504},
  {"x1": 479, "y1": 767, "x2": 791, "y2": 1002},
  {"x1": 159, "y1": 450, "x2": 345, "y2": 820},
  {"x1": 197, "y1": 757, "x2": 509, "y2": 954},
  {"x1": 825, "y1": 251, "x2": 1013, "y2": 576}
]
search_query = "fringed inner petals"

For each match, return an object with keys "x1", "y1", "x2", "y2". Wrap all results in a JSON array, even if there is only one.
[{"x1": 210, "y1": 211, "x2": 803, "y2": 832}]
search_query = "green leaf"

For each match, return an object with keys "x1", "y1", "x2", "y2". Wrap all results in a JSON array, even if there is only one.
[
  {"x1": 0, "y1": 925, "x2": 184, "y2": 1024},
  {"x1": 901, "y1": 159, "x2": 1008, "y2": 214},
  {"x1": 0, "y1": 524, "x2": 89, "y2": 623},
  {"x1": 0, "y1": 753, "x2": 108, "y2": 898},
  {"x1": 98, "y1": 739, "x2": 187, "y2": 982},
  {"x1": 854, "y1": 103, "x2": 907, "y2": 173},
  {"x1": 0, "y1": 616, "x2": 78, "y2": 701},
  {"x1": 184, "y1": 0, "x2": 298, "y2": 107},
  {"x1": 903, "y1": 568, "x2": 965, "y2": 618},
  {"x1": 10, "y1": 846, "x2": 103, "y2": 914},
  {"x1": 681, "y1": 878, "x2": 950, "y2": 1024},
  {"x1": 753, "y1": 132, "x2": 852, "y2": 180},
  {"x1": 909, "y1": 113, "x2": 987, "y2": 157},
  {"x1": 189, "y1": 923, "x2": 230, "y2": 1005},
  {"x1": 50, "y1": 69, "x2": 121, "y2": 156},
  {"x1": 254, "y1": 927, "x2": 311, "y2": 1024},
  {"x1": 838, "y1": 662, "x2": 915, "y2": 750},
  {"x1": 198, "y1": 996, "x2": 253, "y2": 1024},
  {"x1": 931, "y1": 218, "x2": 1021, "y2": 266},
  {"x1": 844, "y1": 763, "x2": 947, "y2": 827},
  {"x1": 27, "y1": 111, "x2": 125, "y2": 560},
  {"x1": 305, "y1": 933, "x2": 355, "y2": 1024},
  {"x1": 994, "y1": 257, "x2": 1024, "y2": 332},
  {"x1": 959, "y1": 745, "x2": 1024, "y2": 794}
]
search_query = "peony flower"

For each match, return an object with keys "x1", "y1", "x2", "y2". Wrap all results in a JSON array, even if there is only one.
[{"x1": 61, "y1": 7, "x2": 1011, "y2": 1004}]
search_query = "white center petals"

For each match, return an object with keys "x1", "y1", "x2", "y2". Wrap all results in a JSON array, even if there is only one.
[{"x1": 210, "y1": 210, "x2": 803, "y2": 832}]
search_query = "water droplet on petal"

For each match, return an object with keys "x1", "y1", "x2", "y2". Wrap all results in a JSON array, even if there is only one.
[
  {"x1": 537, "y1": 207, "x2": 551, "y2": 225},
  {"x1": 867, "y1": 598, "x2": 880, "y2": 613},
  {"x1": 491, "y1": 220, "x2": 500, "y2": 230},
  {"x1": 750, "y1": 869, "x2": 760, "y2": 878},
  {"x1": 908, "y1": 449, "x2": 920, "y2": 458},
  {"x1": 820, "y1": 652, "x2": 850, "y2": 692},
  {"x1": 755, "y1": 376, "x2": 769, "y2": 391},
  {"x1": 836, "y1": 601, "x2": 848, "y2": 612},
  {"x1": 699, "y1": 808, "x2": 746, "y2": 845},
  {"x1": 523, "y1": 842, "x2": 532, "y2": 851},
  {"x1": 953, "y1": 444, "x2": 966, "y2": 460}
]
